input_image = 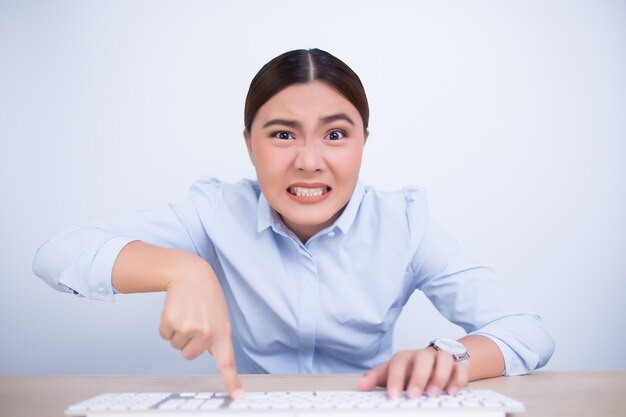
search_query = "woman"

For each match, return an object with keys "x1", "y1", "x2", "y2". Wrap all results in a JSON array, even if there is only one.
[{"x1": 33, "y1": 48, "x2": 554, "y2": 400}]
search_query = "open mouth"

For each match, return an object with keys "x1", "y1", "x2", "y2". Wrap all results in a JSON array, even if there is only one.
[{"x1": 287, "y1": 186, "x2": 332, "y2": 197}]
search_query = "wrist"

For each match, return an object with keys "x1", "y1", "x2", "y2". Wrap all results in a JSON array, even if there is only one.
[{"x1": 164, "y1": 251, "x2": 213, "y2": 291}]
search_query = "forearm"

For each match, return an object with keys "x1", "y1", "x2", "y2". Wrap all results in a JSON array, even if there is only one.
[
  {"x1": 112, "y1": 241, "x2": 209, "y2": 293},
  {"x1": 458, "y1": 335, "x2": 505, "y2": 381}
]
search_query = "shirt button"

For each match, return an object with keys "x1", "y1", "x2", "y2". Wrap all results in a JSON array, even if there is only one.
[
  {"x1": 275, "y1": 223, "x2": 282, "y2": 230},
  {"x1": 327, "y1": 230, "x2": 336, "y2": 237},
  {"x1": 96, "y1": 286, "x2": 109, "y2": 296}
]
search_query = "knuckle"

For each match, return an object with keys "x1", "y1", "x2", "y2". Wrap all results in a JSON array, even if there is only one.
[
  {"x1": 161, "y1": 310, "x2": 177, "y2": 326},
  {"x1": 220, "y1": 321, "x2": 233, "y2": 336},
  {"x1": 216, "y1": 358, "x2": 235, "y2": 371},
  {"x1": 197, "y1": 324, "x2": 213, "y2": 340},
  {"x1": 391, "y1": 350, "x2": 411, "y2": 363},
  {"x1": 435, "y1": 350, "x2": 449, "y2": 361},
  {"x1": 416, "y1": 349, "x2": 435, "y2": 362}
]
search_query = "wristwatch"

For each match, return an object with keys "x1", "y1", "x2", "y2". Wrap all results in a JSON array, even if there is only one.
[{"x1": 428, "y1": 338, "x2": 471, "y2": 366}]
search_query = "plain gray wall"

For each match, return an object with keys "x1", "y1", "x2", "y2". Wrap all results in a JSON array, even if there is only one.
[{"x1": 1, "y1": 0, "x2": 625, "y2": 374}]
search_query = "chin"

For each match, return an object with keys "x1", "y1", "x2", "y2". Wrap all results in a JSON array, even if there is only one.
[
  {"x1": 283, "y1": 208, "x2": 337, "y2": 228},
  {"x1": 291, "y1": 214, "x2": 335, "y2": 227}
]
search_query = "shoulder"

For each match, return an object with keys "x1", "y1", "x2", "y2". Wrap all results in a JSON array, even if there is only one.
[
  {"x1": 359, "y1": 183, "x2": 430, "y2": 246},
  {"x1": 361, "y1": 183, "x2": 429, "y2": 214},
  {"x1": 186, "y1": 176, "x2": 261, "y2": 211},
  {"x1": 188, "y1": 176, "x2": 259, "y2": 196}
]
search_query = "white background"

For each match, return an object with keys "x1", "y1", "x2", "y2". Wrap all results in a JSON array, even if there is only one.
[{"x1": 1, "y1": 0, "x2": 625, "y2": 374}]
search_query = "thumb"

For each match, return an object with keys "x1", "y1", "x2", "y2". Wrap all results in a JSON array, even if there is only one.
[
  {"x1": 209, "y1": 335, "x2": 244, "y2": 399},
  {"x1": 357, "y1": 362, "x2": 389, "y2": 391}
]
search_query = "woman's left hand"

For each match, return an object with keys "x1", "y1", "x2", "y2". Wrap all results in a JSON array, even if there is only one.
[{"x1": 357, "y1": 348, "x2": 469, "y2": 399}]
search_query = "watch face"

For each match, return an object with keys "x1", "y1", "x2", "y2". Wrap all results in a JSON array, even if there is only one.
[{"x1": 435, "y1": 338, "x2": 467, "y2": 357}]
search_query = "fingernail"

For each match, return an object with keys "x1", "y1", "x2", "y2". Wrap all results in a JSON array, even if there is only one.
[
  {"x1": 448, "y1": 387, "x2": 458, "y2": 396},
  {"x1": 232, "y1": 388, "x2": 245, "y2": 399},
  {"x1": 427, "y1": 385, "x2": 440, "y2": 397},
  {"x1": 408, "y1": 387, "x2": 421, "y2": 398},
  {"x1": 388, "y1": 388, "x2": 400, "y2": 399}
]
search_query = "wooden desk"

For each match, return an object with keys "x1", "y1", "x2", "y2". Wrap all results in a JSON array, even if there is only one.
[{"x1": 1, "y1": 371, "x2": 624, "y2": 417}]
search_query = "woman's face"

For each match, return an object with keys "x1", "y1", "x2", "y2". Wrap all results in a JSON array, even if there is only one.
[{"x1": 244, "y1": 80, "x2": 367, "y2": 243}]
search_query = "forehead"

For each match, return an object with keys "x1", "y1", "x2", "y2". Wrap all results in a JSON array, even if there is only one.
[{"x1": 255, "y1": 81, "x2": 362, "y2": 126}]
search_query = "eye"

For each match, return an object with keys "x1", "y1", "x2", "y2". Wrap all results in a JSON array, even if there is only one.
[
  {"x1": 326, "y1": 130, "x2": 346, "y2": 141},
  {"x1": 272, "y1": 131, "x2": 294, "y2": 140}
]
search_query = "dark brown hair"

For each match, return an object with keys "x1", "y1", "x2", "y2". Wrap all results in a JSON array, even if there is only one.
[{"x1": 244, "y1": 48, "x2": 369, "y2": 133}]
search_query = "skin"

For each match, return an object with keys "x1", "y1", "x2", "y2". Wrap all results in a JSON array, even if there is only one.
[
  {"x1": 244, "y1": 81, "x2": 368, "y2": 243},
  {"x1": 111, "y1": 80, "x2": 505, "y2": 399},
  {"x1": 112, "y1": 242, "x2": 243, "y2": 398}
]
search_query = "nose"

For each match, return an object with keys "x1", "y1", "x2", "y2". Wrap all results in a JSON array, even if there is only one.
[{"x1": 293, "y1": 139, "x2": 324, "y2": 172}]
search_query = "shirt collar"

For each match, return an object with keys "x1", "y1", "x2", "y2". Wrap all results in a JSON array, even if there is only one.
[
  {"x1": 333, "y1": 180, "x2": 365, "y2": 235},
  {"x1": 256, "y1": 180, "x2": 366, "y2": 236},
  {"x1": 257, "y1": 191, "x2": 275, "y2": 233}
]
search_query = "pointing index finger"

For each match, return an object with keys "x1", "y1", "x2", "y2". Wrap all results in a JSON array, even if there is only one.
[{"x1": 209, "y1": 335, "x2": 244, "y2": 399}]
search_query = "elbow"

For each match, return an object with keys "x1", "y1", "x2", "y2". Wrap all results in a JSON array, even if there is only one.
[
  {"x1": 507, "y1": 315, "x2": 556, "y2": 375},
  {"x1": 534, "y1": 320, "x2": 556, "y2": 370},
  {"x1": 479, "y1": 314, "x2": 556, "y2": 376},
  {"x1": 32, "y1": 240, "x2": 50, "y2": 281},
  {"x1": 32, "y1": 239, "x2": 76, "y2": 295}
]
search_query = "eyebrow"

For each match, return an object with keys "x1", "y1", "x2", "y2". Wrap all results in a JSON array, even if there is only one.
[
  {"x1": 262, "y1": 113, "x2": 355, "y2": 129},
  {"x1": 262, "y1": 119, "x2": 302, "y2": 129},
  {"x1": 320, "y1": 113, "x2": 355, "y2": 126}
]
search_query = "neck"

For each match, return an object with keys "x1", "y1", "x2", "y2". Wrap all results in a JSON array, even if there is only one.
[{"x1": 280, "y1": 208, "x2": 345, "y2": 244}]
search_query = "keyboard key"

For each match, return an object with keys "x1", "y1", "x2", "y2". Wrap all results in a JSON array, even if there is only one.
[
  {"x1": 180, "y1": 400, "x2": 204, "y2": 410},
  {"x1": 158, "y1": 399, "x2": 185, "y2": 410},
  {"x1": 200, "y1": 399, "x2": 224, "y2": 410},
  {"x1": 461, "y1": 400, "x2": 483, "y2": 408},
  {"x1": 194, "y1": 392, "x2": 215, "y2": 399}
]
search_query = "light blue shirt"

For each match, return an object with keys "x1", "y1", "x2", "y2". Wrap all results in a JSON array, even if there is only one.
[{"x1": 33, "y1": 177, "x2": 555, "y2": 376}]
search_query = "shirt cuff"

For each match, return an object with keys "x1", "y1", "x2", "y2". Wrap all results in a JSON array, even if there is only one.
[
  {"x1": 469, "y1": 332, "x2": 527, "y2": 376},
  {"x1": 87, "y1": 236, "x2": 137, "y2": 302}
]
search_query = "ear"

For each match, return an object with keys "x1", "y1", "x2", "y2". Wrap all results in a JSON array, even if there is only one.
[{"x1": 243, "y1": 128, "x2": 255, "y2": 166}]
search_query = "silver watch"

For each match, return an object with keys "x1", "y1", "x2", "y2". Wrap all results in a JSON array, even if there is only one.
[{"x1": 428, "y1": 338, "x2": 471, "y2": 365}]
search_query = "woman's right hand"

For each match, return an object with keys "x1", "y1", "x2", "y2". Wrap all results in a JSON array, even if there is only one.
[
  {"x1": 158, "y1": 260, "x2": 244, "y2": 399},
  {"x1": 111, "y1": 241, "x2": 243, "y2": 399}
]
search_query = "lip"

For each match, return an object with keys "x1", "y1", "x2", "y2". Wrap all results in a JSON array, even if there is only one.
[{"x1": 286, "y1": 182, "x2": 332, "y2": 204}]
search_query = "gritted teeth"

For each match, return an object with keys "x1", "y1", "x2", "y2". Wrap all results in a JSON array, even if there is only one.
[{"x1": 287, "y1": 186, "x2": 331, "y2": 197}]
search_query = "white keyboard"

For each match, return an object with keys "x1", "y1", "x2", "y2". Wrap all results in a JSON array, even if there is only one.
[{"x1": 65, "y1": 389, "x2": 526, "y2": 416}]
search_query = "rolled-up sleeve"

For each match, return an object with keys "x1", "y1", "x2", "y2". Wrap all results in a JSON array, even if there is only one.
[
  {"x1": 32, "y1": 177, "x2": 222, "y2": 302},
  {"x1": 406, "y1": 190, "x2": 555, "y2": 375}
]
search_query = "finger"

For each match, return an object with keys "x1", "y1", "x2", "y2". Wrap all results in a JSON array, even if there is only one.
[
  {"x1": 386, "y1": 352, "x2": 413, "y2": 399},
  {"x1": 426, "y1": 351, "x2": 455, "y2": 397},
  {"x1": 210, "y1": 335, "x2": 243, "y2": 399},
  {"x1": 357, "y1": 362, "x2": 389, "y2": 391},
  {"x1": 159, "y1": 319, "x2": 174, "y2": 341},
  {"x1": 181, "y1": 334, "x2": 208, "y2": 360},
  {"x1": 170, "y1": 331, "x2": 191, "y2": 350},
  {"x1": 406, "y1": 350, "x2": 435, "y2": 398},
  {"x1": 445, "y1": 363, "x2": 469, "y2": 396}
]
